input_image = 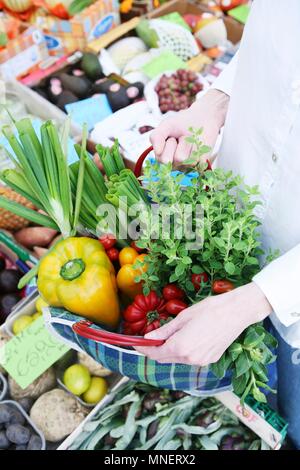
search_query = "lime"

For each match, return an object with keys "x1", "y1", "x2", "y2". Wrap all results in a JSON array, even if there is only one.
[
  {"x1": 35, "y1": 297, "x2": 49, "y2": 313},
  {"x1": 82, "y1": 377, "x2": 108, "y2": 404},
  {"x1": 63, "y1": 364, "x2": 91, "y2": 396},
  {"x1": 12, "y1": 315, "x2": 34, "y2": 335},
  {"x1": 32, "y1": 311, "x2": 42, "y2": 321}
]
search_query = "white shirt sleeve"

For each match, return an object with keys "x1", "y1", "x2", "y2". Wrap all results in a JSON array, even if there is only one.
[
  {"x1": 253, "y1": 244, "x2": 300, "y2": 327},
  {"x1": 210, "y1": 52, "x2": 239, "y2": 97}
]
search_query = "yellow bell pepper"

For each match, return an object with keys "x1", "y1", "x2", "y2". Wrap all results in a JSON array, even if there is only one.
[
  {"x1": 116, "y1": 252, "x2": 147, "y2": 299},
  {"x1": 37, "y1": 237, "x2": 120, "y2": 328}
]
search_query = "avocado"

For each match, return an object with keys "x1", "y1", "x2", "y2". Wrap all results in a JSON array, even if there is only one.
[
  {"x1": 80, "y1": 52, "x2": 103, "y2": 81},
  {"x1": 56, "y1": 91, "x2": 78, "y2": 111},
  {"x1": 59, "y1": 73, "x2": 91, "y2": 99}
]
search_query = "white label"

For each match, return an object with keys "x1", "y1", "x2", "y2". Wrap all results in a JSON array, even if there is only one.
[{"x1": 0, "y1": 44, "x2": 42, "y2": 79}]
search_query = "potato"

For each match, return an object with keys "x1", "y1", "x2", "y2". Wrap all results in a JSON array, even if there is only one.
[
  {"x1": 14, "y1": 227, "x2": 57, "y2": 249},
  {"x1": 30, "y1": 389, "x2": 87, "y2": 442},
  {"x1": 9, "y1": 368, "x2": 56, "y2": 400},
  {"x1": 78, "y1": 352, "x2": 112, "y2": 377},
  {"x1": 0, "y1": 331, "x2": 10, "y2": 374}
]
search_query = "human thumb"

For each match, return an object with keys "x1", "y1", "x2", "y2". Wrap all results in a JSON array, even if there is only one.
[{"x1": 145, "y1": 310, "x2": 191, "y2": 341}]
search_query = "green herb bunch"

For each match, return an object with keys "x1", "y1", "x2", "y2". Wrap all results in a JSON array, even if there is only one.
[{"x1": 135, "y1": 128, "x2": 278, "y2": 403}]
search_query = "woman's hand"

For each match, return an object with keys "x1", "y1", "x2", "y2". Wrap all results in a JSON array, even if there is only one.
[
  {"x1": 135, "y1": 282, "x2": 272, "y2": 365},
  {"x1": 150, "y1": 89, "x2": 230, "y2": 165}
]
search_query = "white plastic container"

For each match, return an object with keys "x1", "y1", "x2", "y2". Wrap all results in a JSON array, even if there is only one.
[
  {"x1": 1, "y1": 400, "x2": 46, "y2": 450},
  {"x1": 0, "y1": 372, "x2": 7, "y2": 400}
]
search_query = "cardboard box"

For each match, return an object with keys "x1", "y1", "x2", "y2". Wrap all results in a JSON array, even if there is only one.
[
  {"x1": 0, "y1": 26, "x2": 49, "y2": 80},
  {"x1": 37, "y1": 0, "x2": 121, "y2": 57},
  {"x1": 88, "y1": 0, "x2": 244, "y2": 70}
]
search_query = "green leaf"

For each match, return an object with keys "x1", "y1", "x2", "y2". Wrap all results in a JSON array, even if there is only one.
[
  {"x1": 235, "y1": 351, "x2": 252, "y2": 378},
  {"x1": 251, "y1": 362, "x2": 268, "y2": 382},
  {"x1": 251, "y1": 385, "x2": 267, "y2": 403},
  {"x1": 232, "y1": 372, "x2": 249, "y2": 396},
  {"x1": 224, "y1": 261, "x2": 236, "y2": 275},
  {"x1": 211, "y1": 353, "x2": 227, "y2": 378},
  {"x1": 182, "y1": 256, "x2": 192, "y2": 265},
  {"x1": 169, "y1": 273, "x2": 178, "y2": 283},
  {"x1": 247, "y1": 256, "x2": 259, "y2": 265},
  {"x1": 243, "y1": 329, "x2": 265, "y2": 348},
  {"x1": 228, "y1": 342, "x2": 243, "y2": 361},
  {"x1": 234, "y1": 241, "x2": 247, "y2": 251},
  {"x1": 175, "y1": 263, "x2": 185, "y2": 277},
  {"x1": 191, "y1": 265, "x2": 204, "y2": 274}
]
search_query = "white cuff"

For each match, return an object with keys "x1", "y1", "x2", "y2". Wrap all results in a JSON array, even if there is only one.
[
  {"x1": 253, "y1": 244, "x2": 300, "y2": 327},
  {"x1": 210, "y1": 52, "x2": 239, "y2": 97}
]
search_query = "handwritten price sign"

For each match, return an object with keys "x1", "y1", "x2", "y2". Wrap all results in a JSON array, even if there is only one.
[{"x1": 0, "y1": 317, "x2": 69, "y2": 389}]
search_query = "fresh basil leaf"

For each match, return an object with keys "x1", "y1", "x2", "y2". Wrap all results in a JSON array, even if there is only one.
[
  {"x1": 243, "y1": 329, "x2": 265, "y2": 348},
  {"x1": 228, "y1": 342, "x2": 243, "y2": 361},
  {"x1": 232, "y1": 372, "x2": 249, "y2": 396},
  {"x1": 251, "y1": 362, "x2": 268, "y2": 382},
  {"x1": 251, "y1": 385, "x2": 267, "y2": 403},
  {"x1": 235, "y1": 351, "x2": 252, "y2": 378}
]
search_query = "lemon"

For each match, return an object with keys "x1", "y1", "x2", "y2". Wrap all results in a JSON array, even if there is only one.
[
  {"x1": 82, "y1": 377, "x2": 108, "y2": 404},
  {"x1": 32, "y1": 311, "x2": 42, "y2": 321},
  {"x1": 63, "y1": 364, "x2": 91, "y2": 396},
  {"x1": 35, "y1": 297, "x2": 49, "y2": 313},
  {"x1": 12, "y1": 315, "x2": 34, "y2": 335}
]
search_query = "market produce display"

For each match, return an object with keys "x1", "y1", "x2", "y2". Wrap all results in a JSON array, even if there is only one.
[
  {"x1": 33, "y1": 53, "x2": 144, "y2": 114},
  {"x1": 68, "y1": 381, "x2": 268, "y2": 450},
  {"x1": 0, "y1": 0, "x2": 289, "y2": 452}
]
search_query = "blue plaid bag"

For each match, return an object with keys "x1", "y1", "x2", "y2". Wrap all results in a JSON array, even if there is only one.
[{"x1": 44, "y1": 307, "x2": 232, "y2": 395}]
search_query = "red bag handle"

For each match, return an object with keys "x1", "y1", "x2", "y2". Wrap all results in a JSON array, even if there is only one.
[
  {"x1": 134, "y1": 146, "x2": 154, "y2": 178},
  {"x1": 134, "y1": 146, "x2": 212, "y2": 179},
  {"x1": 72, "y1": 320, "x2": 165, "y2": 347}
]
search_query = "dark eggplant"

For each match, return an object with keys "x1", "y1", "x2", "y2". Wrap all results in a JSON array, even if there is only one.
[
  {"x1": 0, "y1": 293, "x2": 20, "y2": 319},
  {"x1": 59, "y1": 73, "x2": 91, "y2": 99},
  {"x1": 0, "y1": 255, "x2": 5, "y2": 272},
  {"x1": 0, "y1": 269, "x2": 22, "y2": 293},
  {"x1": 92, "y1": 78, "x2": 115, "y2": 94},
  {"x1": 106, "y1": 85, "x2": 131, "y2": 112},
  {"x1": 56, "y1": 91, "x2": 79, "y2": 111}
]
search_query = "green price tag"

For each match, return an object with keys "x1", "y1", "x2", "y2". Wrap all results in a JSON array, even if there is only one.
[
  {"x1": 228, "y1": 5, "x2": 251, "y2": 24},
  {"x1": 142, "y1": 51, "x2": 187, "y2": 79},
  {"x1": 0, "y1": 316, "x2": 69, "y2": 389}
]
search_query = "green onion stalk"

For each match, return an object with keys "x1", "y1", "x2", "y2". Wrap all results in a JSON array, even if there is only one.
[{"x1": 0, "y1": 117, "x2": 87, "y2": 238}]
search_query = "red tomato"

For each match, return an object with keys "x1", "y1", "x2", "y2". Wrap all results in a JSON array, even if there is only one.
[
  {"x1": 212, "y1": 279, "x2": 235, "y2": 294},
  {"x1": 106, "y1": 247, "x2": 119, "y2": 262},
  {"x1": 143, "y1": 313, "x2": 170, "y2": 335},
  {"x1": 130, "y1": 241, "x2": 144, "y2": 253},
  {"x1": 164, "y1": 299, "x2": 187, "y2": 316},
  {"x1": 122, "y1": 291, "x2": 166, "y2": 335},
  {"x1": 162, "y1": 284, "x2": 185, "y2": 301},
  {"x1": 191, "y1": 272, "x2": 209, "y2": 291},
  {"x1": 99, "y1": 234, "x2": 116, "y2": 250}
]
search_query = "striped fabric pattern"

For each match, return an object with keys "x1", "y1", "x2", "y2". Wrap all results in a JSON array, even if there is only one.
[{"x1": 46, "y1": 307, "x2": 233, "y2": 394}]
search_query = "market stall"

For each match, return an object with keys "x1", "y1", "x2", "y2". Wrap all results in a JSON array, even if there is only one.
[{"x1": 0, "y1": 0, "x2": 292, "y2": 453}]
